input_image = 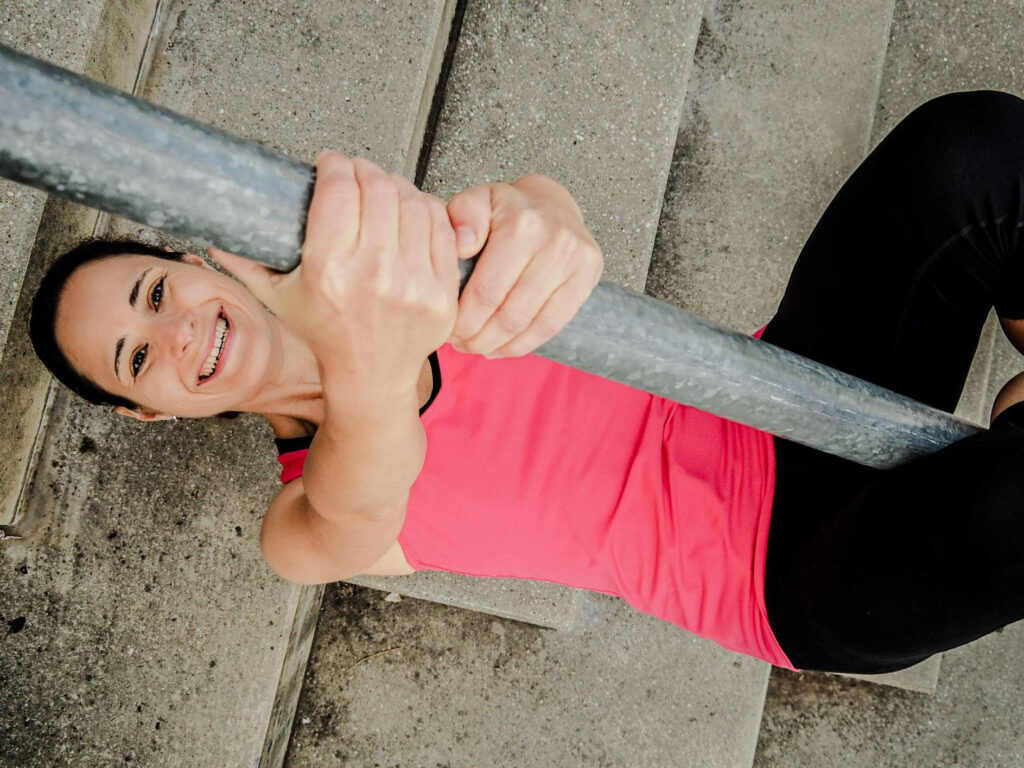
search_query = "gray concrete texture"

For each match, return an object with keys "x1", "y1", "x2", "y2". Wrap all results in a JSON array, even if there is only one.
[
  {"x1": 0, "y1": 0, "x2": 106, "y2": 355},
  {"x1": 647, "y1": 0, "x2": 896, "y2": 334},
  {"x1": 750, "y1": 0, "x2": 1024, "y2": 764},
  {"x1": 348, "y1": 571, "x2": 580, "y2": 632},
  {"x1": 290, "y1": 2, "x2": 780, "y2": 767},
  {"x1": 2, "y1": 0, "x2": 455, "y2": 765},
  {"x1": 0, "y1": 0, "x2": 158, "y2": 526},
  {"x1": 754, "y1": 623, "x2": 1024, "y2": 768},
  {"x1": 286, "y1": 584, "x2": 770, "y2": 768},
  {"x1": 422, "y1": 0, "x2": 705, "y2": 292}
]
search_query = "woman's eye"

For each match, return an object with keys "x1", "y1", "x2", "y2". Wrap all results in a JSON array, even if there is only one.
[
  {"x1": 151, "y1": 277, "x2": 164, "y2": 309},
  {"x1": 132, "y1": 345, "x2": 147, "y2": 378}
]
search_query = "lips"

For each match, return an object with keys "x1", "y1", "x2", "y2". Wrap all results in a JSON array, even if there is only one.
[{"x1": 196, "y1": 306, "x2": 232, "y2": 386}]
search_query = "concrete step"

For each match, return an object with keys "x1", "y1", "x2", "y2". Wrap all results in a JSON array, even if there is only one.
[
  {"x1": 0, "y1": 0, "x2": 160, "y2": 528},
  {"x1": 287, "y1": 584, "x2": 771, "y2": 768},
  {"x1": 347, "y1": 573, "x2": 579, "y2": 633},
  {"x1": 3, "y1": 2, "x2": 460, "y2": 766},
  {"x1": 754, "y1": 0, "x2": 1024, "y2": 763},
  {"x1": 288, "y1": 1, "x2": 779, "y2": 767},
  {"x1": 647, "y1": 0, "x2": 943, "y2": 695}
]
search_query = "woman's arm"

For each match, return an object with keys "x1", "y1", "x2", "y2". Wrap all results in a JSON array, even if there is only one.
[
  {"x1": 259, "y1": 377, "x2": 425, "y2": 585},
  {"x1": 210, "y1": 153, "x2": 456, "y2": 583}
]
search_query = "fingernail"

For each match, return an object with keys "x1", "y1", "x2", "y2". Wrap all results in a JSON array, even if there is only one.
[{"x1": 455, "y1": 226, "x2": 475, "y2": 252}]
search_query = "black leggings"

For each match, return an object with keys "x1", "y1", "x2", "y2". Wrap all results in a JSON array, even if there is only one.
[{"x1": 761, "y1": 90, "x2": 1024, "y2": 674}]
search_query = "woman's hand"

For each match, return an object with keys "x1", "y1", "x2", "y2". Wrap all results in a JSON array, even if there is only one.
[
  {"x1": 444, "y1": 173, "x2": 604, "y2": 359},
  {"x1": 207, "y1": 151, "x2": 460, "y2": 393}
]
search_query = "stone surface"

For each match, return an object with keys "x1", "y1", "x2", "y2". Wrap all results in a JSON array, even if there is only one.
[
  {"x1": 647, "y1": 0, "x2": 896, "y2": 333},
  {"x1": 833, "y1": 656, "x2": 940, "y2": 696},
  {"x1": 5, "y1": 401, "x2": 297, "y2": 768},
  {"x1": 0, "y1": 0, "x2": 159, "y2": 526},
  {"x1": 422, "y1": 0, "x2": 705, "y2": 292},
  {"x1": 1, "y1": 1, "x2": 455, "y2": 765},
  {"x1": 754, "y1": 623, "x2": 1024, "y2": 768},
  {"x1": 954, "y1": 311, "x2": 999, "y2": 426},
  {"x1": 0, "y1": 0, "x2": 107, "y2": 356},
  {"x1": 287, "y1": 584, "x2": 770, "y2": 768},
  {"x1": 348, "y1": 572, "x2": 579, "y2": 631}
]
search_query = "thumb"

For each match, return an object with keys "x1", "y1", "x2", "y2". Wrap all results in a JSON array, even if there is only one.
[
  {"x1": 206, "y1": 246, "x2": 277, "y2": 307},
  {"x1": 446, "y1": 184, "x2": 492, "y2": 258}
]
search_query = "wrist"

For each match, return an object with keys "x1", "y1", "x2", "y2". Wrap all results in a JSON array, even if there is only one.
[{"x1": 318, "y1": 358, "x2": 420, "y2": 415}]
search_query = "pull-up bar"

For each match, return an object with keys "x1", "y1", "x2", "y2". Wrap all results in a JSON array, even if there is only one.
[{"x1": 0, "y1": 43, "x2": 982, "y2": 468}]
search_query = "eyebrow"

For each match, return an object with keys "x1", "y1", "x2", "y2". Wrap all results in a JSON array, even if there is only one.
[{"x1": 113, "y1": 267, "x2": 152, "y2": 382}]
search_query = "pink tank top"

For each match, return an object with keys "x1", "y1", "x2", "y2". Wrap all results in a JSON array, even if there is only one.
[{"x1": 277, "y1": 329, "x2": 794, "y2": 669}]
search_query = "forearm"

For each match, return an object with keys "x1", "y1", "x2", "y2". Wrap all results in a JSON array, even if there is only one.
[{"x1": 301, "y1": 366, "x2": 427, "y2": 519}]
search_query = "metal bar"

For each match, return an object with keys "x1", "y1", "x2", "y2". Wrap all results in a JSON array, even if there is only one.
[{"x1": 0, "y1": 43, "x2": 983, "y2": 468}]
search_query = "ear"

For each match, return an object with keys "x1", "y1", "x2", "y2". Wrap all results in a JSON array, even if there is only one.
[
  {"x1": 114, "y1": 406, "x2": 174, "y2": 422},
  {"x1": 181, "y1": 252, "x2": 216, "y2": 270}
]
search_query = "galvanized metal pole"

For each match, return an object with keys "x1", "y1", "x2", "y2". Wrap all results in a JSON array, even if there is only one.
[{"x1": 0, "y1": 43, "x2": 983, "y2": 468}]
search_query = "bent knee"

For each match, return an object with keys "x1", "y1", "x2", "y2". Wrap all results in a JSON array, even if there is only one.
[{"x1": 896, "y1": 90, "x2": 1024, "y2": 155}]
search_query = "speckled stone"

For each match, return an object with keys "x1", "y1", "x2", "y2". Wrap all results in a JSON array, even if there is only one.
[
  {"x1": 347, "y1": 571, "x2": 579, "y2": 632},
  {"x1": 647, "y1": 0, "x2": 896, "y2": 333},
  {"x1": 286, "y1": 584, "x2": 770, "y2": 768},
  {"x1": 754, "y1": 623, "x2": 1024, "y2": 768},
  {"x1": 0, "y1": 0, "x2": 107, "y2": 354},
  {"x1": 1, "y1": 1, "x2": 454, "y2": 766},
  {"x1": 0, "y1": 0, "x2": 158, "y2": 525},
  {"x1": 422, "y1": 0, "x2": 705, "y2": 292}
]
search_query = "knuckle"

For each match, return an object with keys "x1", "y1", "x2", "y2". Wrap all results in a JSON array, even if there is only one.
[
  {"x1": 389, "y1": 172, "x2": 416, "y2": 193},
  {"x1": 316, "y1": 151, "x2": 350, "y2": 174},
  {"x1": 469, "y1": 278, "x2": 504, "y2": 310},
  {"x1": 585, "y1": 245, "x2": 604, "y2": 279},
  {"x1": 533, "y1": 311, "x2": 563, "y2": 339},
  {"x1": 404, "y1": 191, "x2": 431, "y2": 218},
  {"x1": 512, "y1": 209, "x2": 544, "y2": 239},
  {"x1": 497, "y1": 303, "x2": 533, "y2": 333},
  {"x1": 370, "y1": 266, "x2": 394, "y2": 296},
  {"x1": 550, "y1": 229, "x2": 578, "y2": 259},
  {"x1": 426, "y1": 196, "x2": 448, "y2": 221},
  {"x1": 363, "y1": 174, "x2": 397, "y2": 198}
]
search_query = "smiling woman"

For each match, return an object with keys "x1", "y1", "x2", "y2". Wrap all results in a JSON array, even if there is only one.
[
  {"x1": 25, "y1": 97, "x2": 1024, "y2": 678},
  {"x1": 29, "y1": 238, "x2": 285, "y2": 421}
]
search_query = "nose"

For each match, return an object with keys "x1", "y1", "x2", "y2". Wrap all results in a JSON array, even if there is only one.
[{"x1": 154, "y1": 311, "x2": 195, "y2": 362}]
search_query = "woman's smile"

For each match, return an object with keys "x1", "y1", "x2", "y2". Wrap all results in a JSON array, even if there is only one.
[{"x1": 197, "y1": 306, "x2": 233, "y2": 386}]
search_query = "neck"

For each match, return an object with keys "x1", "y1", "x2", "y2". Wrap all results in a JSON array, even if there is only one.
[
  {"x1": 241, "y1": 324, "x2": 326, "y2": 427},
  {"x1": 237, "y1": 323, "x2": 434, "y2": 429}
]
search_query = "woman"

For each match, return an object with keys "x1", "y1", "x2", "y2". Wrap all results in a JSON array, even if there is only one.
[{"x1": 30, "y1": 90, "x2": 1024, "y2": 675}]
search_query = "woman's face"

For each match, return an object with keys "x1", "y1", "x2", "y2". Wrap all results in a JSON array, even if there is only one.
[{"x1": 55, "y1": 253, "x2": 282, "y2": 419}]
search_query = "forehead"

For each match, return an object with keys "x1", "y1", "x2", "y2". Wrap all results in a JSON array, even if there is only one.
[{"x1": 55, "y1": 254, "x2": 161, "y2": 394}]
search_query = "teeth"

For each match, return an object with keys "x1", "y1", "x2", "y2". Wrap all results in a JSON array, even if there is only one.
[{"x1": 200, "y1": 317, "x2": 228, "y2": 380}]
